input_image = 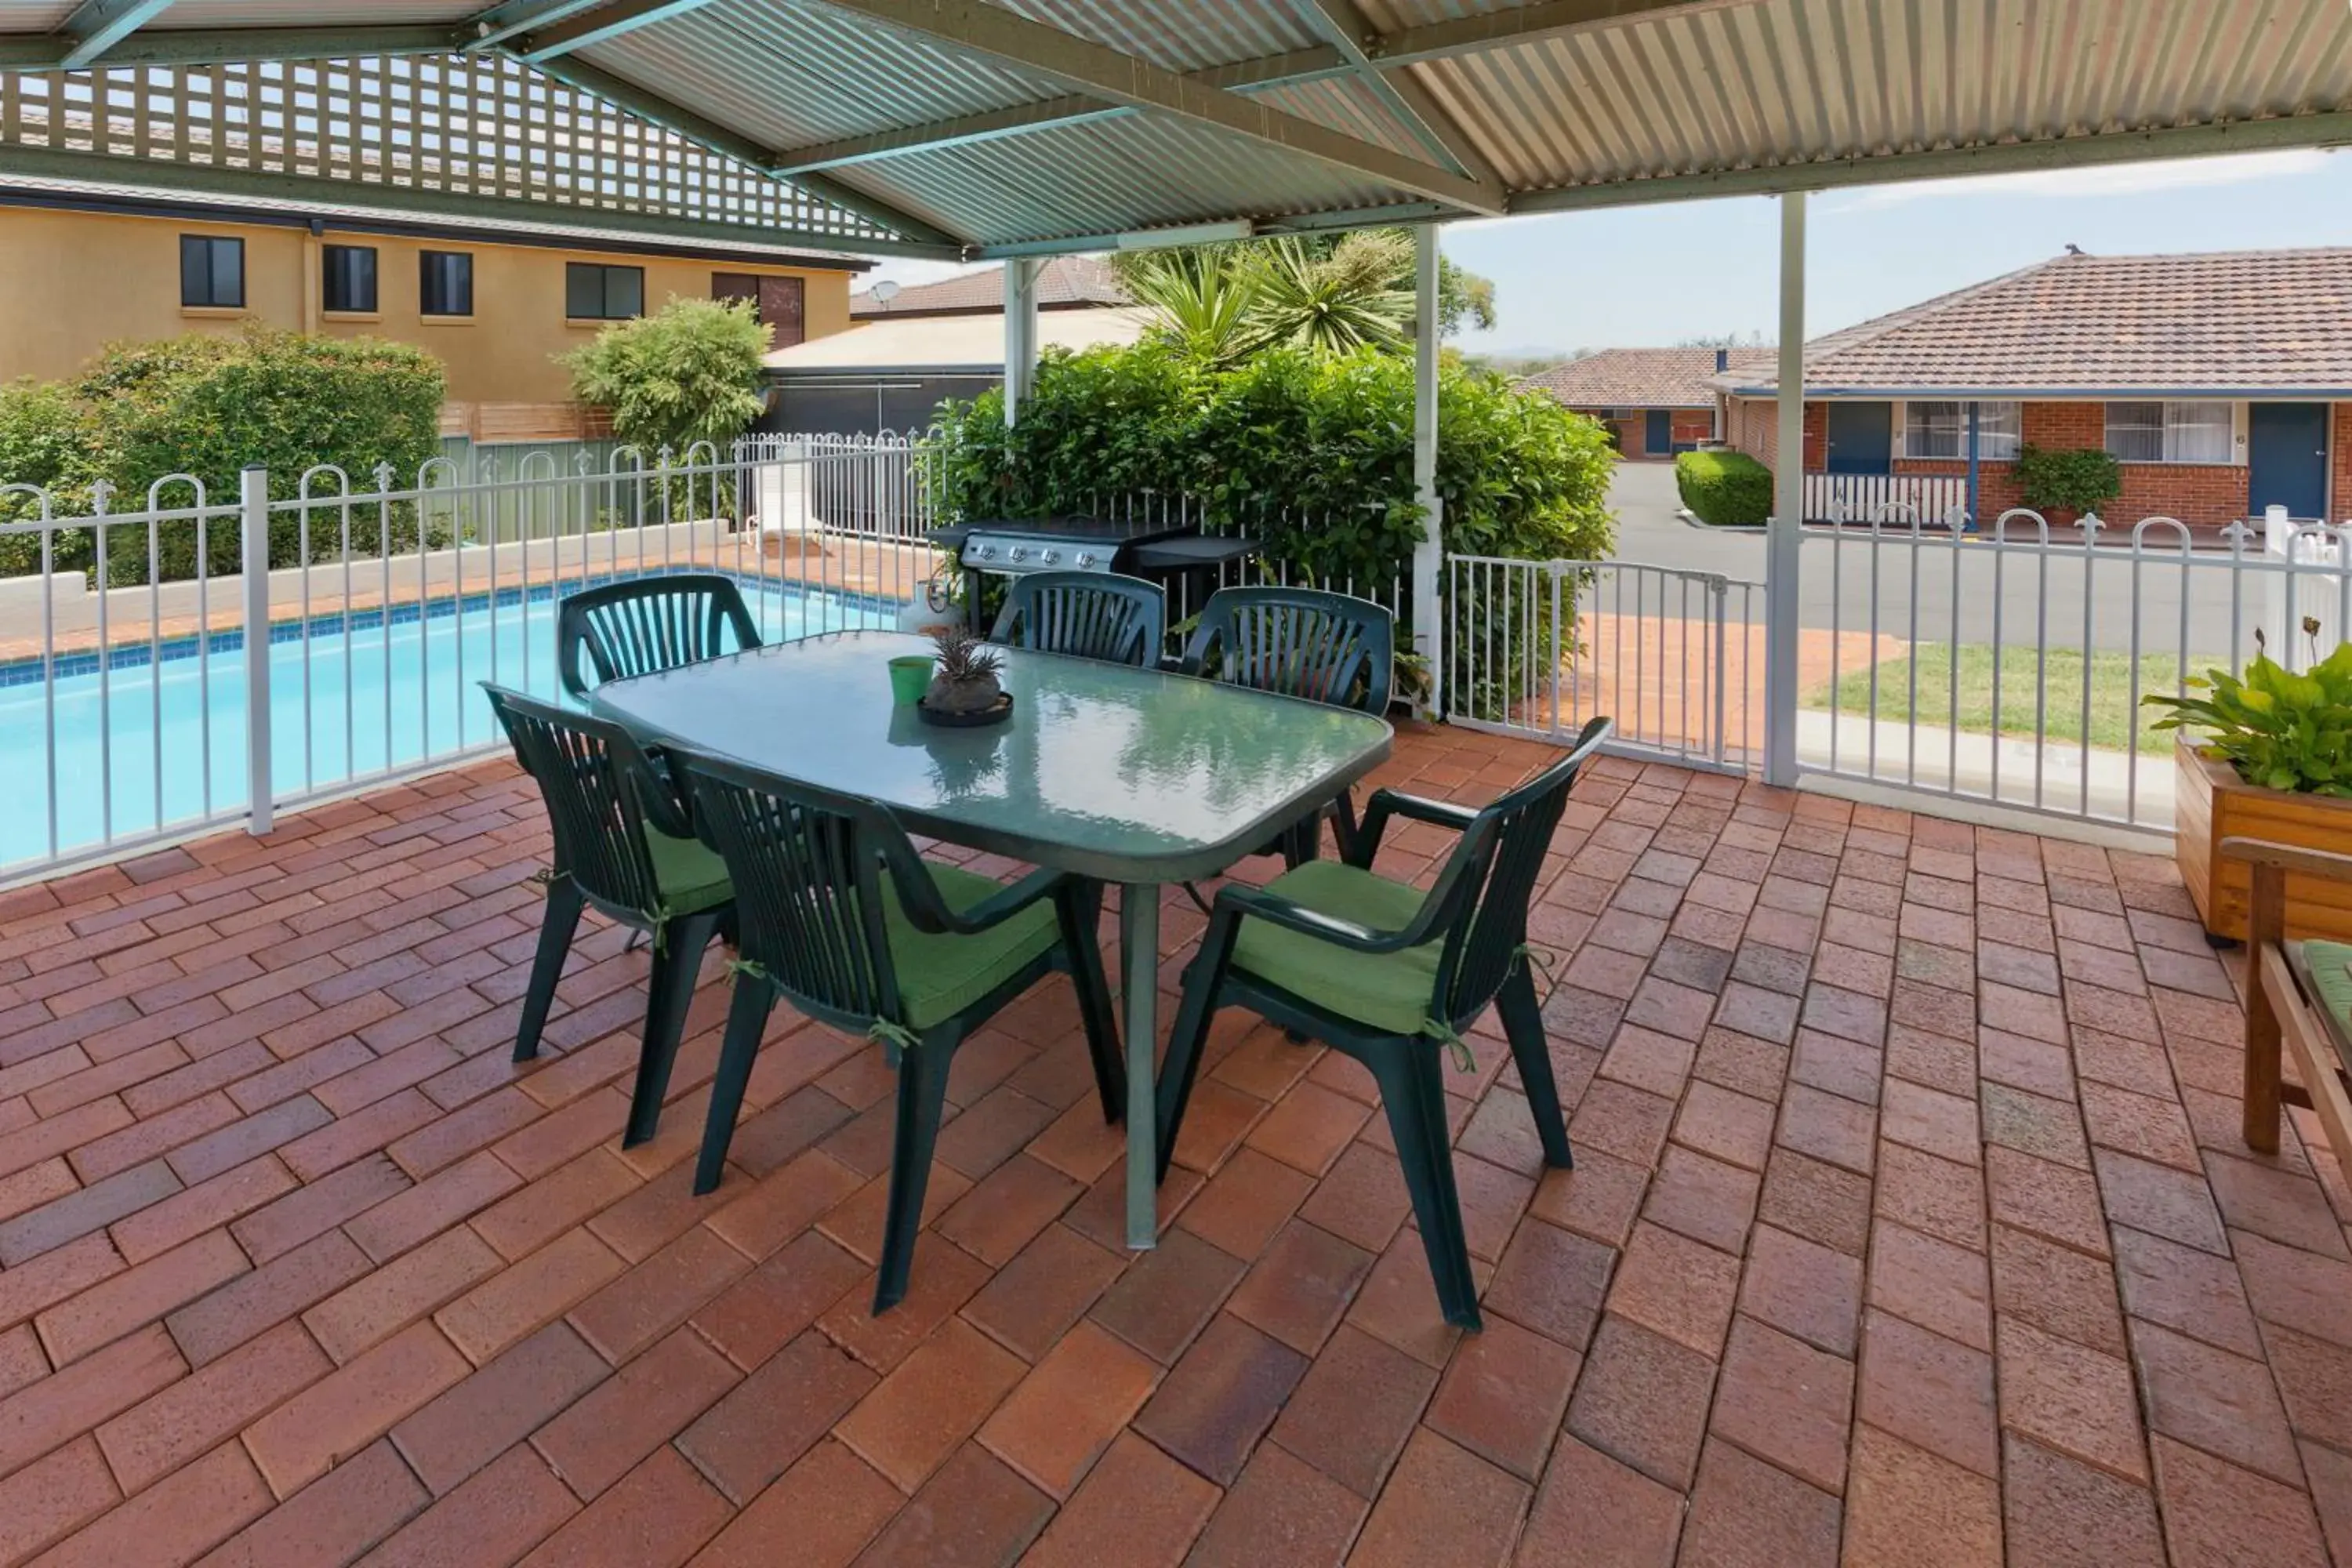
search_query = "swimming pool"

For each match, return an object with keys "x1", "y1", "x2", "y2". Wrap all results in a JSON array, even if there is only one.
[{"x1": 0, "y1": 573, "x2": 898, "y2": 872}]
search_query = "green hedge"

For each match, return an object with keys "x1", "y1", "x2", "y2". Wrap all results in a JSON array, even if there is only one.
[
  {"x1": 1675, "y1": 449, "x2": 1772, "y2": 526},
  {"x1": 0, "y1": 328, "x2": 445, "y2": 584},
  {"x1": 926, "y1": 341, "x2": 1617, "y2": 716},
  {"x1": 2014, "y1": 445, "x2": 2122, "y2": 516}
]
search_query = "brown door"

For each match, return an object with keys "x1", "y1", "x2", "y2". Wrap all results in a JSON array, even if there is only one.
[
  {"x1": 758, "y1": 276, "x2": 804, "y2": 350},
  {"x1": 713, "y1": 272, "x2": 805, "y2": 351}
]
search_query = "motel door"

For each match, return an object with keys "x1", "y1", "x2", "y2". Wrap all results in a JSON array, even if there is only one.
[
  {"x1": 2249, "y1": 403, "x2": 2329, "y2": 521},
  {"x1": 1644, "y1": 409, "x2": 1673, "y2": 456},
  {"x1": 1824, "y1": 402, "x2": 1893, "y2": 475}
]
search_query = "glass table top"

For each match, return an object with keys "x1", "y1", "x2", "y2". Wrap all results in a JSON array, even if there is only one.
[{"x1": 586, "y1": 630, "x2": 1395, "y2": 883}]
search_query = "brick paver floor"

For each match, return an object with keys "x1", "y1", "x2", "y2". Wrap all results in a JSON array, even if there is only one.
[{"x1": 0, "y1": 723, "x2": 2343, "y2": 1565}]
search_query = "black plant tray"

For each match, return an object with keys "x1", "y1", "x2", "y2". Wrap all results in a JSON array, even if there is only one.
[{"x1": 916, "y1": 691, "x2": 1015, "y2": 728}]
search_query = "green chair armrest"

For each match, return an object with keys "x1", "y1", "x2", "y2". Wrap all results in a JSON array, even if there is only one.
[
  {"x1": 1213, "y1": 881, "x2": 1435, "y2": 956},
  {"x1": 1347, "y1": 788, "x2": 1479, "y2": 866},
  {"x1": 884, "y1": 852, "x2": 1067, "y2": 938}
]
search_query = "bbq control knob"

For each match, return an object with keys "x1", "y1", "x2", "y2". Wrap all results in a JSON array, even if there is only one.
[
  {"x1": 1008, "y1": 545, "x2": 1028, "y2": 563},
  {"x1": 1076, "y1": 551, "x2": 1097, "y2": 568},
  {"x1": 974, "y1": 543, "x2": 994, "y2": 560}
]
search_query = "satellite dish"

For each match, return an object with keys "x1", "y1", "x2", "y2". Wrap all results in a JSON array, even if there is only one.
[{"x1": 869, "y1": 279, "x2": 903, "y2": 307}]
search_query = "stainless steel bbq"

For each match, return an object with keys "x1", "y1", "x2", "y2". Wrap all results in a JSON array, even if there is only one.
[{"x1": 927, "y1": 516, "x2": 1261, "y2": 625}]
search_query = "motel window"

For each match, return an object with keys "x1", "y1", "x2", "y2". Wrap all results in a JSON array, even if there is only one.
[
  {"x1": 1904, "y1": 401, "x2": 2020, "y2": 460},
  {"x1": 2106, "y1": 400, "x2": 2234, "y2": 464},
  {"x1": 566, "y1": 263, "x2": 643, "y2": 321},
  {"x1": 419, "y1": 251, "x2": 474, "y2": 317},
  {"x1": 322, "y1": 245, "x2": 378, "y2": 314},
  {"x1": 179, "y1": 235, "x2": 244, "y2": 308}
]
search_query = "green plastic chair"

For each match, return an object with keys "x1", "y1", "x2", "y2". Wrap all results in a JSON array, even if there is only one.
[
  {"x1": 990, "y1": 571, "x2": 1167, "y2": 667},
  {"x1": 1181, "y1": 586, "x2": 1395, "y2": 864},
  {"x1": 483, "y1": 684, "x2": 735, "y2": 1150},
  {"x1": 1153, "y1": 716, "x2": 1612, "y2": 1330},
  {"x1": 670, "y1": 750, "x2": 1125, "y2": 1314},
  {"x1": 557, "y1": 572, "x2": 762, "y2": 699}
]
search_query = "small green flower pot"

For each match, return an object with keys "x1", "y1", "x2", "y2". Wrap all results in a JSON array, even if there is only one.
[{"x1": 887, "y1": 655, "x2": 935, "y2": 706}]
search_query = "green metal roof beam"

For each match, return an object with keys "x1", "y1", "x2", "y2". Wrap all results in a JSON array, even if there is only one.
[
  {"x1": 522, "y1": 52, "x2": 967, "y2": 250},
  {"x1": 463, "y1": 0, "x2": 615, "y2": 50},
  {"x1": 795, "y1": 0, "x2": 1504, "y2": 215},
  {"x1": 1506, "y1": 111, "x2": 2352, "y2": 216},
  {"x1": 0, "y1": 24, "x2": 463, "y2": 71},
  {"x1": 1293, "y1": 0, "x2": 1501, "y2": 189},
  {"x1": 54, "y1": 0, "x2": 173, "y2": 69},
  {"x1": 0, "y1": 140, "x2": 963, "y2": 259},
  {"x1": 764, "y1": 0, "x2": 1721, "y2": 177},
  {"x1": 519, "y1": 0, "x2": 720, "y2": 60}
]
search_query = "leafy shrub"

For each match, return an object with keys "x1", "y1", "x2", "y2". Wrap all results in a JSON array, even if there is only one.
[
  {"x1": 926, "y1": 340, "x2": 1616, "y2": 717},
  {"x1": 562, "y1": 296, "x2": 766, "y2": 459},
  {"x1": 0, "y1": 330, "x2": 445, "y2": 584},
  {"x1": 2144, "y1": 630, "x2": 2352, "y2": 797},
  {"x1": 0, "y1": 379, "x2": 98, "y2": 575},
  {"x1": 2015, "y1": 445, "x2": 2122, "y2": 516},
  {"x1": 1675, "y1": 449, "x2": 1771, "y2": 526}
]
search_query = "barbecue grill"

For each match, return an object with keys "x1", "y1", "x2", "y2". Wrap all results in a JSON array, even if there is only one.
[{"x1": 927, "y1": 517, "x2": 1258, "y2": 619}]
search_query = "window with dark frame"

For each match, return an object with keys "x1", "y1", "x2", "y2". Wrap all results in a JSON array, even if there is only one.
[
  {"x1": 420, "y1": 251, "x2": 474, "y2": 318},
  {"x1": 566, "y1": 263, "x2": 644, "y2": 321},
  {"x1": 322, "y1": 245, "x2": 378, "y2": 314},
  {"x1": 180, "y1": 235, "x2": 244, "y2": 309}
]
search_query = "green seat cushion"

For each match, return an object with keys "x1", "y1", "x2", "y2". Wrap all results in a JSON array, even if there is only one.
[
  {"x1": 2298, "y1": 941, "x2": 2352, "y2": 1063},
  {"x1": 887, "y1": 861, "x2": 1061, "y2": 1029},
  {"x1": 1231, "y1": 860, "x2": 1443, "y2": 1035},
  {"x1": 644, "y1": 826, "x2": 733, "y2": 915}
]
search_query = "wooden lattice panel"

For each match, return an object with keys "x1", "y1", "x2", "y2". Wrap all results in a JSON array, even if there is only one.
[{"x1": 0, "y1": 52, "x2": 898, "y2": 244}]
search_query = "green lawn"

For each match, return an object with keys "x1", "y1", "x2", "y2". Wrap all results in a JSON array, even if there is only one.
[{"x1": 1805, "y1": 644, "x2": 2209, "y2": 754}]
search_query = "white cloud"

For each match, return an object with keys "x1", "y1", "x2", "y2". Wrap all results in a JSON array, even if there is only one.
[{"x1": 1824, "y1": 147, "x2": 2336, "y2": 210}]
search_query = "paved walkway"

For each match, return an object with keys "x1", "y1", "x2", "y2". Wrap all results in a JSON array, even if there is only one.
[{"x1": 0, "y1": 727, "x2": 2340, "y2": 1564}]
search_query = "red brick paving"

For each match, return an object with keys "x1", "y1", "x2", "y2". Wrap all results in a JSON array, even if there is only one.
[{"x1": 0, "y1": 724, "x2": 2345, "y2": 1563}]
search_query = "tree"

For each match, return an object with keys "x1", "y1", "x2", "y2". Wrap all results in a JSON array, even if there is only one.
[{"x1": 561, "y1": 295, "x2": 767, "y2": 456}]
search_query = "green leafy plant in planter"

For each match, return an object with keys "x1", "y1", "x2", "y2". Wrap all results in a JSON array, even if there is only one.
[
  {"x1": 2014, "y1": 445, "x2": 2122, "y2": 519},
  {"x1": 2143, "y1": 624, "x2": 2352, "y2": 796}
]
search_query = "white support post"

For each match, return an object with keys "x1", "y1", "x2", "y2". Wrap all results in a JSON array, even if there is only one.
[
  {"x1": 1003, "y1": 257, "x2": 1039, "y2": 428},
  {"x1": 240, "y1": 464, "x2": 274, "y2": 837},
  {"x1": 1763, "y1": 193, "x2": 1806, "y2": 788},
  {"x1": 1411, "y1": 224, "x2": 1443, "y2": 718}
]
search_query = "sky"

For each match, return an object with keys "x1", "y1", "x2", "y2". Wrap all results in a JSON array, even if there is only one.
[{"x1": 858, "y1": 146, "x2": 2352, "y2": 358}]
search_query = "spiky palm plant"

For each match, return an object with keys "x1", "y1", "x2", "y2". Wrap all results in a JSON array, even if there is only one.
[
  {"x1": 1117, "y1": 245, "x2": 1271, "y2": 368},
  {"x1": 925, "y1": 623, "x2": 1006, "y2": 713},
  {"x1": 1249, "y1": 232, "x2": 1415, "y2": 357}
]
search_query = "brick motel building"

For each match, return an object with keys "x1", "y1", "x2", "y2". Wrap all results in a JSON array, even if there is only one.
[{"x1": 1715, "y1": 246, "x2": 2352, "y2": 529}]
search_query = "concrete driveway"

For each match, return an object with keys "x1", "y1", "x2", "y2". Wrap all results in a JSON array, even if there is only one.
[{"x1": 1598, "y1": 459, "x2": 2266, "y2": 662}]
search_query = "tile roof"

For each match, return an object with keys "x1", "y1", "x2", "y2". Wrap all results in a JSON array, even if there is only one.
[
  {"x1": 853, "y1": 256, "x2": 1127, "y2": 318},
  {"x1": 1519, "y1": 347, "x2": 1774, "y2": 410},
  {"x1": 1724, "y1": 246, "x2": 2352, "y2": 396}
]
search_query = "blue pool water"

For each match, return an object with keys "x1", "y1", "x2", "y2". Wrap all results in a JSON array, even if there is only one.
[{"x1": 0, "y1": 573, "x2": 897, "y2": 870}]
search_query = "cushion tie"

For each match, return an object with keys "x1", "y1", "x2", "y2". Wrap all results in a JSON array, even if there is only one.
[
  {"x1": 728, "y1": 959, "x2": 920, "y2": 1053},
  {"x1": 530, "y1": 863, "x2": 677, "y2": 953}
]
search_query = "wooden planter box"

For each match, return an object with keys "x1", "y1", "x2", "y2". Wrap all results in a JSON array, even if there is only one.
[{"x1": 2176, "y1": 739, "x2": 2352, "y2": 942}]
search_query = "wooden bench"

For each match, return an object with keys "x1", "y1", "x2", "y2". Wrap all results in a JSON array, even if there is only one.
[{"x1": 2230, "y1": 837, "x2": 2352, "y2": 1162}]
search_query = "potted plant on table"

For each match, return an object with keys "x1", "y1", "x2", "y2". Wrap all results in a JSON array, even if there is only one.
[
  {"x1": 2147, "y1": 625, "x2": 2352, "y2": 942},
  {"x1": 920, "y1": 625, "x2": 1011, "y2": 726}
]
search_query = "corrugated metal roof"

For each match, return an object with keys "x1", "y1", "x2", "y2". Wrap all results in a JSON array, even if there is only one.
[
  {"x1": 2, "y1": 0, "x2": 2349, "y2": 257},
  {"x1": 577, "y1": 0, "x2": 1064, "y2": 151}
]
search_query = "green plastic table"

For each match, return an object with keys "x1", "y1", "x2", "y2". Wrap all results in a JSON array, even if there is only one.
[{"x1": 586, "y1": 628, "x2": 1394, "y2": 1248}]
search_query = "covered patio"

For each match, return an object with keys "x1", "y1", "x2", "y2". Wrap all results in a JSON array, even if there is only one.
[
  {"x1": 2, "y1": 2, "x2": 2352, "y2": 1563},
  {"x1": 0, "y1": 726, "x2": 2336, "y2": 1563}
]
